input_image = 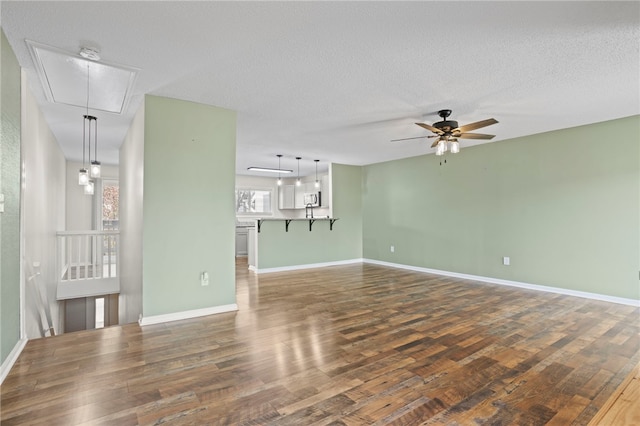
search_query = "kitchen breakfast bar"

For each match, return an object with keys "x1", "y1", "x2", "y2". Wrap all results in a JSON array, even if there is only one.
[{"x1": 247, "y1": 217, "x2": 345, "y2": 273}]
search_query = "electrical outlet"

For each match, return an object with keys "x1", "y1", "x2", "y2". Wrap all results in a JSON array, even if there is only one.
[
  {"x1": 390, "y1": 245, "x2": 395, "y2": 253},
  {"x1": 503, "y1": 256, "x2": 510, "y2": 266},
  {"x1": 201, "y1": 272, "x2": 209, "y2": 286}
]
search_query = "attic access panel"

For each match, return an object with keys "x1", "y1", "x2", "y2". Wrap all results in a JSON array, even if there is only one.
[{"x1": 27, "y1": 40, "x2": 138, "y2": 114}]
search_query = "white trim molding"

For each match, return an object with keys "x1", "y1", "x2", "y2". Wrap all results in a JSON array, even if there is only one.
[
  {"x1": 255, "y1": 258, "x2": 364, "y2": 274},
  {"x1": 364, "y1": 259, "x2": 640, "y2": 307},
  {"x1": 139, "y1": 304, "x2": 238, "y2": 326},
  {"x1": 1, "y1": 338, "x2": 28, "y2": 384}
]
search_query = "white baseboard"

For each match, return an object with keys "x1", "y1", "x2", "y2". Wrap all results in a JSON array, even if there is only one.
[
  {"x1": 364, "y1": 259, "x2": 640, "y2": 307},
  {"x1": 1, "y1": 338, "x2": 28, "y2": 385},
  {"x1": 256, "y1": 258, "x2": 364, "y2": 274},
  {"x1": 139, "y1": 304, "x2": 238, "y2": 326}
]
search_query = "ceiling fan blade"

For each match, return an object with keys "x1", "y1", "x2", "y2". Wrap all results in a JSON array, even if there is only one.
[
  {"x1": 456, "y1": 132, "x2": 496, "y2": 140},
  {"x1": 456, "y1": 118, "x2": 498, "y2": 133},
  {"x1": 390, "y1": 136, "x2": 427, "y2": 142},
  {"x1": 415, "y1": 122, "x2": 444, "y2": 134}
]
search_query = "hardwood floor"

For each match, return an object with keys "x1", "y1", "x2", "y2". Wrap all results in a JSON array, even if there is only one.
[
  {"x1": 588, "y1": 364, "x2": 640, "y2": 425},
  {"x1": 2, "y1": 258, "x2": 639, "y2": 425}
]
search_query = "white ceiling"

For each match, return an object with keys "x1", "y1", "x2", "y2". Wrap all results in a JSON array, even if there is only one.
[{"x1": 2, "y1": 1, "x2": 639, "y2": 178}]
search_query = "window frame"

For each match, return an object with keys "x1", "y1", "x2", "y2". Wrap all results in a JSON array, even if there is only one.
[{"x1": 235, "y1": 187, "x2": 273, "y2": 216}]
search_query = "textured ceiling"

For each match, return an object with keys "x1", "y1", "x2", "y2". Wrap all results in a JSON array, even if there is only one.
[{"x1": 2, "y1": 1, "x2": 639, "y2": 178}]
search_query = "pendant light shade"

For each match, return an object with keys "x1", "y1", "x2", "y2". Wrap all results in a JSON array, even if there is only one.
[
  {"x1": 83, "y1": 114, "x2": 100, "y2": 178},
  {"x1": 84, "y1": 180, "x2": 95, "y2": 195},
  {"x1": 450, "y1": 140, "x2": 460, "y2": 154},
  {"x1": 78, "y1": 168, "x2": 89, "y2": 185},
  {"x1": 314, "y1": 160, "x2": 320, "y2": 188},
  {"x1": 90, "y1": 161, "x2": 101, "y2": 178},
  {"x1": 295, "y1": 157, "x2": 301, "y2": 186}
]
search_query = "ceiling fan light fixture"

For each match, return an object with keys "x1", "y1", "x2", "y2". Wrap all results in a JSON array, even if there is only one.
[{"x1": 399, "y1": 109, "x2": 498, "y2": 158}]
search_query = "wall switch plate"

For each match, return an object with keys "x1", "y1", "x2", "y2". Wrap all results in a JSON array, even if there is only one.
[
  {"x1": 503, "y1": 256, "x2": 510, "y2": 266},
  {"x1": 390, "y1": 245, "x2": 395, "y2": 253},
  {"x1": 201, "y1": 272, "x2": 209, "y2": 286}
]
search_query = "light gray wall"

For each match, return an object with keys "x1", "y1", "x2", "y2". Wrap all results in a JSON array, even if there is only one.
[
  {"x1": 21, "y1": 74, "x2": 66, "y2": 338},
  {"x1": 118, "y1": 101, "x2": 145, "y2": 324}
]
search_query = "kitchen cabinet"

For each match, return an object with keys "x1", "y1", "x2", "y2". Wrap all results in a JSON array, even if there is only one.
[
  {"x1": 235, "y1": 227, "x2": 248, "y2": 256},
  {"x1": 247, "y1": 227, "x2": 256, "y2": 268},
  {"x1": 278, "y1": 180, "x2": 325, "y2": 210},
  {"x1": 278, "y1": 185, "x2": 295, "y2": 209},
  {"x1": 294, "y1": 184, "x2": 306, "y2": 209}
]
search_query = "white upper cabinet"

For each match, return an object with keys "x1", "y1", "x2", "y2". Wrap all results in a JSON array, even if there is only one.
[{"x1": 278, "y1": 185, "x2": 295, "y2": 209}]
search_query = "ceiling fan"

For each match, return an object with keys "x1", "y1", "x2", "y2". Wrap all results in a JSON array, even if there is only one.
[{"x1": 392, "y1": 109, "x2": 498, "y2": 156}]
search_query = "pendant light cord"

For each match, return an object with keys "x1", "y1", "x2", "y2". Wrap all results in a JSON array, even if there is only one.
[
  {"x1": 86, "y1": 63, "x2": 91, "y2": 166},
  {"x1": 82, "y1": 111, "x2": 86, "y2": 168}
]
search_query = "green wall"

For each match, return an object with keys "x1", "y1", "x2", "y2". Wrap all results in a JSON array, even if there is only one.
[
  {"x1": 363, "y1": 116, "x2": 640, "y2": 300},
  {"x1": 143, "y1": 96, "x2": 237, "y2": 316},
  {"x1": 257, "y1": 163, "x2": 362, "y2": 268},
  {"x1": 1, "y1": 29, "x2": 22, "y2": 363}
]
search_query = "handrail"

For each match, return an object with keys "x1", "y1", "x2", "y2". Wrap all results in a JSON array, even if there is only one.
[
  {"x1": 56, "y1": 230, "x2": 121, "y2": 300},
  {"x1": 56, "y1": 231, "x2": 120, "y2": 282}
]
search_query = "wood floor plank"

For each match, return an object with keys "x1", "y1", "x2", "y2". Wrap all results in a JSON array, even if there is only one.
[
  {"x1": 1, "y1": 258, "x2": 638, "y2": 425},
  {"x1": 588, "y1": 365, "x2": 640, "y2": 425}
]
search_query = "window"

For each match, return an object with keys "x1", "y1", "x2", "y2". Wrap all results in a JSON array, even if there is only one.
[
  {"x1": 101, "y1": 180, "x2": 119, "y2": 230},
  {"x1": 235, "y1": 188, "x2": 272, "y2": 215}
]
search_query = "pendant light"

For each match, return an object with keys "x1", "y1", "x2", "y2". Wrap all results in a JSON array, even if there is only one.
[
  {"x1": 295, "y1": 157, "x2": 302, "y2": 186},
  {"x1": 78, "y1": 60, "x2": 100, "y2": 186},
  {"x1": 277, "y1": 154, "x2": 283, "y2": 186},
  {"x1": 78, "y1": 77, "x2": 89, "y2": 185},
  {"x1": 314, "y1": 160, "x2": 320, "y2": 188},
  {"x1": 86, "y1": 60, "x2": 100, "y2": 179},
  {"x1": 87, "y1": 115, "x2": 99, "y2": 178},
  {"x1": 84, "y1": 179, "x2": 95, "y2": 195}
]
